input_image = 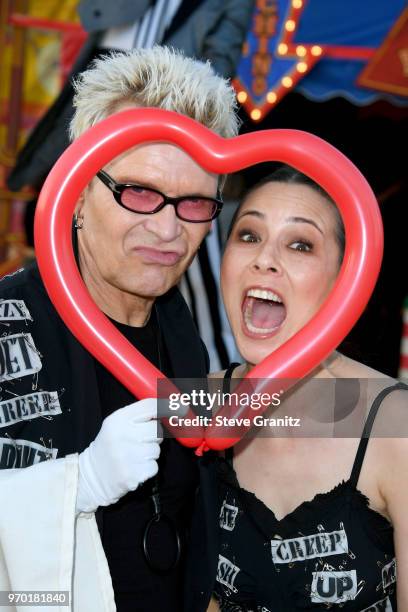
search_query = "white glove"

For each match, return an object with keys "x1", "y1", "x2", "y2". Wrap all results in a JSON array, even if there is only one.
[{"x1": 76, "y1": 398, "x2": 163, "y2": 514}]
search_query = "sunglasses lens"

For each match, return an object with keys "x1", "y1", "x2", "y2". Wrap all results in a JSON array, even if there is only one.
[
  {"x1": 177, "y1": 198, "x2": 218, "y2": 221},
  {"x1": 121, "y1": 187, "x2": 163, "y2": 212}
]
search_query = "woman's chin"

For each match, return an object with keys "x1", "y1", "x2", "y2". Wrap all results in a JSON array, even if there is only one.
[{"x1": 238, "y1": 338, "x2": 284, "y2": 370}]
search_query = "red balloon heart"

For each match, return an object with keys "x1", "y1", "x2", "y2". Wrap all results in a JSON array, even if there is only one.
[{"x1": 34, "y1": 108, "x2": 383, "y2": 453}]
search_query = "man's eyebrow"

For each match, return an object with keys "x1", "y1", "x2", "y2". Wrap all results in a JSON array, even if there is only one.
[
  {"x1": 236, "y1": 211, "x2": 323, "y2": 234},
  {"x1": 114, "y1": 176, "x2": 161, "y2": 190},
  {"x1": 115, "y1": 176, "x2": 216, "y2": 198}
]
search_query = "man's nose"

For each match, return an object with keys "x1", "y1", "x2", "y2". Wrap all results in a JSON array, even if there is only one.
[{"x1": 143, "y1": 204, "x2": 182, "y2": 241}]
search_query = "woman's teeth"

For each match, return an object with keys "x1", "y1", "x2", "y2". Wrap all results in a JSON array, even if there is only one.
[{"x1": 247, "y1": 288, "x2": 282, "y2": 303}]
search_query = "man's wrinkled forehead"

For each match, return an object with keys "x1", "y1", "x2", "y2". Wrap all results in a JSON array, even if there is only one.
[
  {"x1": 102, "y1": 101, "x2": 223, "y2": 193},
  {"x1": 104, "y1": 142, "x2": 219, "y2": 198}
]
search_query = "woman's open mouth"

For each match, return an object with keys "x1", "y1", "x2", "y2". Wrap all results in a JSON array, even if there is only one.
[{"x1": 242, "y1": 287, "x2": 287, "y2": 339}]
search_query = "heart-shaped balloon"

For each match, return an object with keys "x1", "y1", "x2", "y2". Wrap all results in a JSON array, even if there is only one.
[{"x1": 34, "y1": 108, "x2": 383, "y2": 453}]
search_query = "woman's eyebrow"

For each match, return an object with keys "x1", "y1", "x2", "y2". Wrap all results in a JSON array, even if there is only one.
[
  {"x1": 237, "y1": 211, "x2": 323, "y2": 235},
  {"x1": 237, "y1": 210, "x2": 264, "y2": 220},
  {"x1": 286, "y1": 216, "x2": 323, "y2": 234}
]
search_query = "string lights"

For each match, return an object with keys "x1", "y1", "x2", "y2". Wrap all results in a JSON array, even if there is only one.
[{"x1": 233, "y1": 0, "x2": 325, "y2": 121}]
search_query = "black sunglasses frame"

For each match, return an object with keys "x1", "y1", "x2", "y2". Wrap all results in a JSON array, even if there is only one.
[{"x1": 96, "y1": 170, "x2": 223, "y2": 223}]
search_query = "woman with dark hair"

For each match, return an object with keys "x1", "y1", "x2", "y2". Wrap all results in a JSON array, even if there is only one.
[{"x1": 186, "y1": 164, "x2": 408, "y2": 611}]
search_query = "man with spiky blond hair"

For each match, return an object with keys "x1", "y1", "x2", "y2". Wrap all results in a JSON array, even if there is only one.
[{"x1": 0, "y1": 47, "x2": 239, "y2": 612}]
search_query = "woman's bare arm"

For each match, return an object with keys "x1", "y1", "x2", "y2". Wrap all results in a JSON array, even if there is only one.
[{"x1": 377, "y1": 390, "x2": 408, "y2": 608}]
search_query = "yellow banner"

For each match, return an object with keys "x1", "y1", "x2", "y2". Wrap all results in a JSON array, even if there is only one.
[{"x1": 0, "y1": 0, "x2": 81, "y2": 263}]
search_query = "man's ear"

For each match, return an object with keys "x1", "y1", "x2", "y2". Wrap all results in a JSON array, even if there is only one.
[{"x1": 75, "y1": 191, "x2": 86, "y2": 217}]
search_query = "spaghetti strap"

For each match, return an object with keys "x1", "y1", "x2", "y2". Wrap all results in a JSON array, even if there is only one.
[
  {"x1": 349, "y1": 382, "x2": 408, "y2": 489},
  {"x1": 223, "y1": 363, "x2": 240, "y2": 465},
  {"x1": 222, "y1": 362, "x2": 240, "y2": 393},
  {"x1": 225, "y1": 446, "x2": 234, "y2": 466}
]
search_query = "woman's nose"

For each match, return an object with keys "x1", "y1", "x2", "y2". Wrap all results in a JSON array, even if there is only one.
[
  {"x1": 143, "y1": 204, "x2": 182, "y2": 241},
  {"x1": 251, "y1": 246, "x2": 280, "y2": 273}
]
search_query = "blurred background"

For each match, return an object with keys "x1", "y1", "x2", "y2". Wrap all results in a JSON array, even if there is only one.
[{"x1": 0, "y1": 0, "x2": 407, "y2": 377}]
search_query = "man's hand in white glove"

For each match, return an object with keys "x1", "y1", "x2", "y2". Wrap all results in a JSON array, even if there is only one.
[{"x1": 76, "y1": 398, "x2": 163, "y2": 514}]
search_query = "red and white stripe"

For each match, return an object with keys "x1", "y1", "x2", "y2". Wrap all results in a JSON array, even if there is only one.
[{"x1": 399, "y1": 297, "x2": 408, "y2": 379}]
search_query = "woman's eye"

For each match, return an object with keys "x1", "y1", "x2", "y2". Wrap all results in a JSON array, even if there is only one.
[
  {"x1": 237, "y1": 229, "x2": 260, "y2": 243},
  {"x1": 289, "y1": 240, "x2": 313, "y2": 252}
]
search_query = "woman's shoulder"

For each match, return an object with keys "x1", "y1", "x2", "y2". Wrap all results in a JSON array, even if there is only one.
[
  {"x1": 369, "y1": 379, "x2": 408, "y2": 437},
  {"x1": 358, "y1": 362, "x2": 408, "y2": 497},
  {"x1": 372, "y1": 385, "x2": 408, "y2": 519},
  {"x1": 334, "y1": 353, "x2": 394, "y2": 379},
  {"x1": 335, "y1": 352, "x2": 406, "y2": 425}
]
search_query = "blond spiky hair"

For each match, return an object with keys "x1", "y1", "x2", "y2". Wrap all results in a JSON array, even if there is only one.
[{"x1": 69, "y1": 46, "x2": 240, "y2": 141}]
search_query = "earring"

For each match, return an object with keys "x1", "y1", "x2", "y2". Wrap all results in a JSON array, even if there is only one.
[{"x1": 74, "y1": 214, "x2": 83, "y2": 229}]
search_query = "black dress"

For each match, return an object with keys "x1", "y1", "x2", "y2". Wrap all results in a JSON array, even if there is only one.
[{"x1": 212, "y1": 369, "x2": 407, "y2": 611}]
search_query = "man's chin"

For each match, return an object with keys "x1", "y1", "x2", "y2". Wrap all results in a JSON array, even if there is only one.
[{"x1": 118, "y1": 273, "x2": 180, "y2": 300}]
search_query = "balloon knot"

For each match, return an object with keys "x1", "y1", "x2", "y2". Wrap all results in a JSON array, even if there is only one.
[{"x1": 195, "y1": 441, "x2": 209, "y2": 456}]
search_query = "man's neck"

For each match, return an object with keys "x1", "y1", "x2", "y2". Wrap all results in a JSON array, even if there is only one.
[{"x1": 79, "y1": 261, "x2": 154, "y2": 327}]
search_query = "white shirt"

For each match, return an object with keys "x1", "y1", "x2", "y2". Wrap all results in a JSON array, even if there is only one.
[
  {"x1": 0, "y1": 456, "x2": 114, "y2": 611},
  {"x1": 100, "y1": 0, "x2": 182, "y2": 50}
]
